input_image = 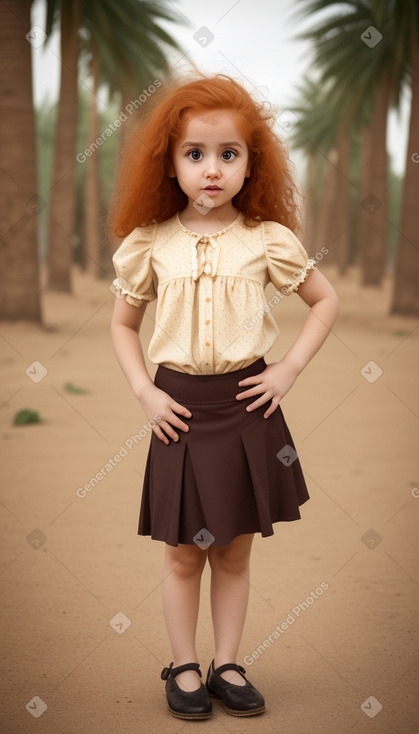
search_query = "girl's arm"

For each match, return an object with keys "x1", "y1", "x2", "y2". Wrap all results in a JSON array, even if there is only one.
[
  {"x1": 236, "y1": 269, "x2": 340, "y2": 419},
  {"x1": 110, "y1": 297, "x2": 192, "y2": 443},
  {"x1": 110, "y1": 297, "x2": 155, "y2": 398},
  {"x1": 280, "y1": 268, "x2": 340, "y2": 375}
]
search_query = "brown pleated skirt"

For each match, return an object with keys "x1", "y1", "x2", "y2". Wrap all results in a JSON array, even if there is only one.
[{"x1": 138, "y1": 357, "x2": 310, "y2": 547}]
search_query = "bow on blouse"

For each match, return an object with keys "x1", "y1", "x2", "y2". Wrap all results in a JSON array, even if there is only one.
[{"x1": 191, "y1": 236, "x2": 220, "y2": 281}]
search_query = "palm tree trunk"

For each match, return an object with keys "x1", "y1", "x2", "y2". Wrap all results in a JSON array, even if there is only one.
[
  {"x1": 84, "y1": 48, "x2": 103, "y2": 278},
  {"x1": 303, "y1": 153, "x2": 318, "y2": 253},
  {"x1": 46, "y1": 0, "x2": 79, "y2": 291},
  {"x1": 333, "y1": 128, "x2": 351, "y2": 275},
  {"x1": 314, "y1": 149, "x2": 338, "y2": 261},
  {"x1": 390, "y1": 36, "x2": 419, "y2": 316},
  {"x1": 358, "y1": 76, "x2": 391, "y2": 286},
  {"x1": 107, "y1": 89, "x2": 134, "y2": 274},
  {"x1": 0, "y1": 0, "x2": 42, "y2": 321}
]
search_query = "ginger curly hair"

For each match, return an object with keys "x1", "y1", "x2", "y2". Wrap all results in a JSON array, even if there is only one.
[{"x1": 108, "y1": 72, "x2": 301, "y2": 237}]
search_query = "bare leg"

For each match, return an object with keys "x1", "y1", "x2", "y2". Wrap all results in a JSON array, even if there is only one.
[
  {"x1": 208, "y1": 533, "x2": 254, "y2": 685},
  {"x1": 161, "y1": 542, "x2": 207, "y2": 691}
]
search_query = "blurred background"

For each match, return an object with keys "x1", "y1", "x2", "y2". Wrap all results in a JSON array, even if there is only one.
[{"x1": 0, "y1": 0, "x2": 417, "y2": 320}]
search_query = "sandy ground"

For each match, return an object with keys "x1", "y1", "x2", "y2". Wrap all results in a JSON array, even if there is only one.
[{"x1": 0, "y1": 262, "x2": 418, "y2": 734}]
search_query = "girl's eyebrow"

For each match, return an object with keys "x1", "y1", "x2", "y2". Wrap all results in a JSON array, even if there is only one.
[{"x1": 180, "y1": 141, "x2": 244, "y2": 149}]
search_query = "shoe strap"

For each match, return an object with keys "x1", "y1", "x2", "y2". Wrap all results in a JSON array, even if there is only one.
[
  {"x1": 161, "y1": 661, "x2": 202, "y2": 680},
  {"x1": 213, "y1": 661, "x2": 246, "y2": 677}
]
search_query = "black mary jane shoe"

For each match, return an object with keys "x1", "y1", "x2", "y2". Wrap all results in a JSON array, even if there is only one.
[
  {"x1": 206, "y1": 659, "x2": 265, "y2": 717},
  {"x1": 160, "y1": 662, "x2": 213, "y2": 720}
]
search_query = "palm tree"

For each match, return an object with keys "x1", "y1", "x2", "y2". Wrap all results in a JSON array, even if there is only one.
[
  {"x1": 80, "y1": 1, "x2": 187, "y2": 278},
  {"x1": 45, "y1": 0, "x2": 80, "y2": 292},
  {"x1": 287, "y1": 76, "x2": 331, "y2": 255},
  {"x1": 45, "y1": 0, "x2": 186, "y2": 292},
  {"x1": 294, "y1": 0, "x2": 414, "y2": 288},
  {"x1": 332, "y1": 127, "x2": 352, "y2": 275},
  {"x1": 391, "y1": 22, "x2": 419, "y2": 315},
  {"x1": 288, "y1": 75, "x2": 355, "y2": 273},
  {"x1": 0, "y1": 0, "x2": 42, "y2": 322},
  {"x1": 83, "y1": 45, "x2": 102, "y2": 278},
  {"x1": 357, "y1": 73, "x2": 390, "y2": 285}
]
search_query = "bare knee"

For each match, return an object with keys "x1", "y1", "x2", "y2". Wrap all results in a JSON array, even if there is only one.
[
  {"x1": 208, "y1": 534, "x2": 253, "y2": 575},
  {"x1": 164, "y1": 543, "x2": 207, "y2": 578}
]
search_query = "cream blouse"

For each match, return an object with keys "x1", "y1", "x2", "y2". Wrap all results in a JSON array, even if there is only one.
[{"x1": 112, "y1": 211, "x2": 316, "y2": 375}]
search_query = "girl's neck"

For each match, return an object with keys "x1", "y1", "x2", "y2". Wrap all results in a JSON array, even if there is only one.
[{"x1": 178, "y1": 204, "x2": 241, "y2": 235}]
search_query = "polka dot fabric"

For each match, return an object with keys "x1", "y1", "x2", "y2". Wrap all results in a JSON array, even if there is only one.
[{"x1": 112, "y1": 211, "x2": 316, "y2": 375}]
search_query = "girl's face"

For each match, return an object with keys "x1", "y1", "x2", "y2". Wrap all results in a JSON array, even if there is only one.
[{"x1": 168, "y1": 109, "x2": 251, "y2": 218}]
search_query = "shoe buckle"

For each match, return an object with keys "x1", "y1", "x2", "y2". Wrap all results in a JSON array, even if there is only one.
[{"x1": 161, "y1": 663, "x2": 173, "y2": 680}]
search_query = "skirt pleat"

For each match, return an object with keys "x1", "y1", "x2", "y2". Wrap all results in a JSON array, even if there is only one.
[{"x1": 138, "y1": 357, "x2": 310, "y2": 546}]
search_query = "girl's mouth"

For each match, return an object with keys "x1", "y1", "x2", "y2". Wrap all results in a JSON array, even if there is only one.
[{"x1": 202, "y1": 186, "x2": 222, "y2": 194}]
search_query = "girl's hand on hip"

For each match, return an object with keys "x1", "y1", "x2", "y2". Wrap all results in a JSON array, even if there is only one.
[
  {"x1": 235, "y1": 360, "x2": 299, "y2": 419},
  {"x1": 136, "y1": 384, "x2": 192, "y2": 445}
]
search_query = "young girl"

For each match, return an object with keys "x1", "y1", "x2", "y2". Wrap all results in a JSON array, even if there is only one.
[{"x1": 110, "y1": 73, "x2": 339, "y2": 720}]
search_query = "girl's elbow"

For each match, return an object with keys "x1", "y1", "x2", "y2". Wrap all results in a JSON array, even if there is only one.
[
  {"x1": 328, "y1": 289, "x2": 340, "y2": 320},
  {"x1": 331, "y1": 287, "x2": 340, "y2": 310},
  {"x1": 312, "y1": 287, "x2": 339, "y2": 320},
  {"x1": 320, "y1": 277, "x2": 339, "y2": 312}
]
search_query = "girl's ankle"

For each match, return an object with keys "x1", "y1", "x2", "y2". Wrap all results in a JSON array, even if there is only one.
[{"x1": 213, "y1": 656, "x2": 237, "y2": 668}]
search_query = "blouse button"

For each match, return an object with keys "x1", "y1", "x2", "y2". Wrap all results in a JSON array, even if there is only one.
[
  {"x1": 205, "y1": 341, "x2": 210, "y2": 346},
  {"x1": 205, "y1": 297, "x2": 211, "y2": 302},
  {"x1": 205, "y1": 319, "x2": 210, "y2": 325}
]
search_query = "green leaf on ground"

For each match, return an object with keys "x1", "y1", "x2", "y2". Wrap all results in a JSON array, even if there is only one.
[
  {"x1": 64, "y1": 382, "x2": 89, "y2": 394},
  {"x1": 13, "y1": 409, "x2": 42, "y2": 425}
]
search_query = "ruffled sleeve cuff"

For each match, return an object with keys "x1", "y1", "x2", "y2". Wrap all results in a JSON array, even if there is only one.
[
  {"x1": 263, "y1": 221, "x2": 317, "y2": 296},
  {"x1": 111, "y1": 225, "x2": 157, "y2": 307}
]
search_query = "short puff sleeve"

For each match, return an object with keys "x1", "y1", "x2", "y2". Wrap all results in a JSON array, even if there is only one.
[
  {"x1": 263, "y1": 221, "x2": 317, "y2": 296},
  {"x1": 112, "y1": 225, "x2": 157, "y2": 307}
]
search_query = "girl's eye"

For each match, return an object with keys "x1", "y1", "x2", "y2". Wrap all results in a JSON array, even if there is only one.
[
  {"x1": 221, "y1": 150, "x2": 236, "y2": 161},
  {"x1": 188, "y1": 149, "x2": 202, "y2": 161},
  {"x1": 186, "y1": 149, "x2": 237, "y2": 161}
]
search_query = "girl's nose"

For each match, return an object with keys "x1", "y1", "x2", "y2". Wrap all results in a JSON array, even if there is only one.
[{"x1": 204, "y1": 157, "x2": 221, "y2": 177}]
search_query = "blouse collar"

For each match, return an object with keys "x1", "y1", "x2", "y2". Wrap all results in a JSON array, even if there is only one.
[{"x1": 175, "y1": 210, "x2": 243, "y2": 238}]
